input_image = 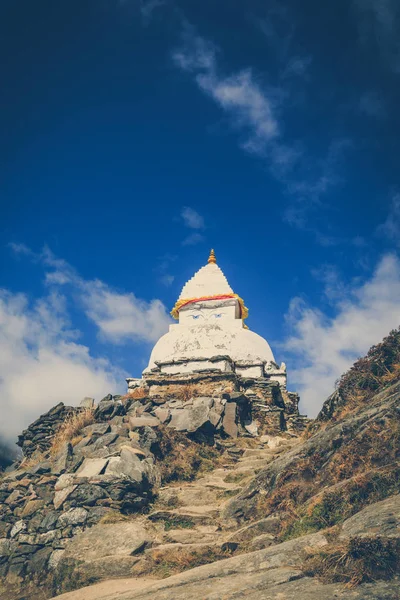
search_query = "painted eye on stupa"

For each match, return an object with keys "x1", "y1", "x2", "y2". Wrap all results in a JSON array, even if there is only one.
[
  {"x1": 192, "y1": 315, "x2": 200, "y2": 319},
  {"x1": 213, "y1": 314, "x2": 222, "y2": 318}
]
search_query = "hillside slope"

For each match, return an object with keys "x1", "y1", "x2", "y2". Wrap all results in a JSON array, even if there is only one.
[{"x1": 1, "y1": 330, "x2": 400, "y2": 599}]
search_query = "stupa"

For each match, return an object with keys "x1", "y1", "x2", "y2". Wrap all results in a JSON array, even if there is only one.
[
  {"x1": 127, "y1": 251, "x2": 306, "y2": 435},
  {"x1": 142, "y1": 250, "x2": 287, "y2": 386}
]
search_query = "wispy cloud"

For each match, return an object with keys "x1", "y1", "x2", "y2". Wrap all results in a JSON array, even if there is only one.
[
  {"x1": 181, "y1": 206, "x2": 205, "y2": 229},
  {"x1": 172, "y1": 27, "x2": 350, "y2": 243},
  {"x1": 283, "y1": 138, "x2": 352, "y2": 238},
  {"x1": 154, "y1": 253, "x2": 177, "y2": 287},
  {"x1": 359, "y1": 90, "x2": 386, "y2": 118},
  {"x1": 182, "y1": 232, "x2": 204, "y2": 246},
  {"x1": 173, "y1": 32, "x2": 279, "y2": 156},
  {"x1": 180, "y1": 205, "x2": 205, "y2": 245},
  {"x1": 377, "y1": 192, "x2": 400, "y2": 245},
  {"x1": 283, "y1": 253, "x2": 400, "y2": 416},
  {"x1": 353, "y1": 0, "x2": 400, "y2": 72}
]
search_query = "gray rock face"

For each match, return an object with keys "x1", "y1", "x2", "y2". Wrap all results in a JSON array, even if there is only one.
[
  {"x1": 16, "y1": 403, "x2": 75, "y2": 458},
  {"x1": 57, "y1": 522, "x2": 154, "y2": 581},
  {"x1": 222, "y1": 401, "x2": 238, "y2": 438},
  {"x1": 340, "y1": 494, "x2": 400, "y2": 539},
  {"x1": 129, "y1": 416, "x2": 160, "y2": 428},
  {"x1": 168, "y1": 401, "x2": 211, "y2": 432},
  {"x1": 56, "y1": 576, "x2": 400, "y2": 600},
  {"x1": 58, "y1": 508, "x2": 88, "y2": 527}
]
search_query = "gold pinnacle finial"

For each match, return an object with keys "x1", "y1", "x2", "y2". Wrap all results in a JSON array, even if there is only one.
[{"x1": 208, "y1": 249, "x2": 216, "y2": 264}]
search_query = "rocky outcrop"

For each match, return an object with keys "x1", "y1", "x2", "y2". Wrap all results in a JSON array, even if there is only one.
[
  {"x1": 140, "y1": 370, "x2": 308, "y2": 436},
  {"x1": 17, "y1": 403, "x2": 75, "y2": 458},
  {"x1": 0, "y1": 395, "x2": 160, "y2": 594}
]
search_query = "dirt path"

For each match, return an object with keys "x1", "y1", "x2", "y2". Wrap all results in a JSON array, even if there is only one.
[{"x1": 54, "y1": 435, "x2": 298, "y2": 597}]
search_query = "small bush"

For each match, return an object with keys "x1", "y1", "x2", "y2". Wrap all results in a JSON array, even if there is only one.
[{"x1": 304, "y1": 537, "x2": 400, "y2": 586}]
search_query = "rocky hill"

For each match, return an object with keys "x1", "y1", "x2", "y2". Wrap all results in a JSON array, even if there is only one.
[{"x1": 0, "y1": 329, "x2": 400, "y2": 600}]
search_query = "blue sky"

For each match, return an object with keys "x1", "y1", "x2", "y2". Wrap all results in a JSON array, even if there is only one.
[{"x1": 1, "y1": 0, "x2": 400, "y2": 441}]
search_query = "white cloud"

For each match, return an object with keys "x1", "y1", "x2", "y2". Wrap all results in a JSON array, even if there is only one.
[
  {"x1": 0, "y1": 289, "x2": 122, "y2": 445},
  {"x1": 283, "y1": 253, "x2": 400, "y2": 416},
  {"x1": 181, "y1": 206, "x2": 205, "y2": 229},
  {"x1": 160, "y1": 274, "x2": 175, "y2": 286},
  {"x1": 11, "y1": 245, "x2": 172, "y2": 345},
  {"x1": 80, "y1": 279, "x2": 171, "y2": 344},
  {"x1": 173, "y1": 33, "x2": 279, "y2": 154},
  {"x1": 2, "y1": 245, "x2": 173, "y2": 444}
]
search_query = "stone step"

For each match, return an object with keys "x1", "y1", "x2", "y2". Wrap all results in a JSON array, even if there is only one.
[
  {"x1": 145, "y1": 540, "x2": 238, "y2": 559},
  {"x1": 236, "y1": 457, "x2": 274, "y2": 468},
  {"x1": 148, "y1": 509, "x2": 218, "y2": 527},
  {"x1": 241, "y1": 449, "x2": 273, "y2": 458},
  {"x1": 163, "y1": 528, "x2": 222, "y2": 545},
  {"x1": 176, "y1": 504, "x2": 221, "y2": 516}
]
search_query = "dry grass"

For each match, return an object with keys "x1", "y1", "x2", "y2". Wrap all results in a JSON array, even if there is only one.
[
  {"x1": 304, "y1": 537, "x2": 400, "y2": 586},
  {"x1": 122, "y1": 388, "x2": 148, "y2": 401},
  {"x1": 251, "y1": 411, "x2": 400, "y2": 540},
  {"x1": 332, "y1": 327, "x2": 400, "y2": 421},
  {"x1": 326, "y1": 417, "x2": 400, "y2": 482},
  {"x1": 49, "y1": 408, "x2": 95, "y2": 456},
  {"x1": 174, "y1": 384, "x2": 200, "y2": 402},
  {"x1": 139, "y1": 545, "x2": 234, "y2": 578},
  {"x1": 280, "y1": 464, "x2": 400, "y2": 540},
  {"x1": 99, "y1": 511, "x2": 129, "y2": 524},
  {"x1": 152, "y1": 426, "x2": 224, "y2": 483}
]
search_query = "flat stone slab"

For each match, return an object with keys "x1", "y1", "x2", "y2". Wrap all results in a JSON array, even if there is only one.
[
  {"x1": 76, "y1": 458, "x2": 109, "y2": 478},
  {"x1": 129, "y1": 416, "x2": 160, "y2": 428},
  {"x1": 54, "y1": 485, "x2": 77, "y2": 510}
]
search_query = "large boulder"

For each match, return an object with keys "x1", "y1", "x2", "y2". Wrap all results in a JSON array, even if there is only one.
[{"x1": 55, "y1": 522, "x2": 156, "y2": 583}]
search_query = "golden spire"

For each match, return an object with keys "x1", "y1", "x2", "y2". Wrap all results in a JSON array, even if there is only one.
[{"x1": 207, "y1": 249, "x2": 217, "y2": 264}]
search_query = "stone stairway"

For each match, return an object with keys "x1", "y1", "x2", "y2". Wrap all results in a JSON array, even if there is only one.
[{"x1": 126, "y1": 435, "x2": 299, "y2": 577}]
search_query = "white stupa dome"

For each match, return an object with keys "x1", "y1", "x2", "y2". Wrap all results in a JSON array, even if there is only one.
[{"x1": 145, "y1": 250, "x2": 276, "y2": 373}]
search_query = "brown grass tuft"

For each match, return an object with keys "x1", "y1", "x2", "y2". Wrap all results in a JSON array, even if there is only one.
[
  {"x1": 139, "y1": 545, "x2": 235, "y2": 578},
  {"x1": 304, "y1": 537, "x2": 400, "y2": 586},
  {"x1": 49, "y1": 408, "x2": 95, "y2": 456},
  {"x1": 174, "y1": 384, "x2": 200, "y2": 402},
  {"x1": 332, "y1": 327, "x2": 400, "y2": 421},
  {"x1": 121, "y1": 388, "x2": 148, "y2": 402},
  {"x1": 99, "y1": 511, "x2": 129, "y2": 524}
]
